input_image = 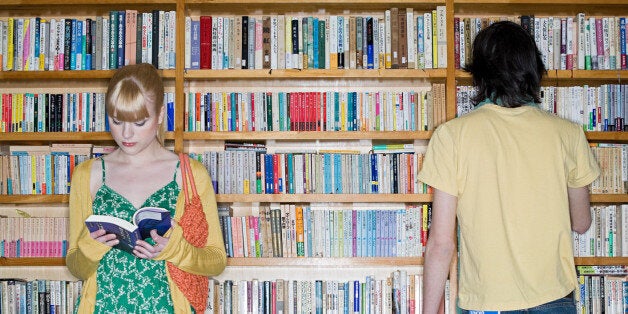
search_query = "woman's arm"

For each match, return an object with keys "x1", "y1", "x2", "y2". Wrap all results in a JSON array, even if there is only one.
[
  {"x1": 66, "y1": 159, "x2": 111, "y2": 279},
  {"x1": 157, "y1": 159, "x2": 227, "y2": 276}
]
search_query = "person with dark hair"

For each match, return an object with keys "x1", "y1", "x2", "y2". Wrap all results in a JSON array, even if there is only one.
[
  {"x1": 418, "y1": 21, "x2": 600, "y2": 313},
  {"x1": 66, "y1": 63, "x2": 226, "y2": 313}
]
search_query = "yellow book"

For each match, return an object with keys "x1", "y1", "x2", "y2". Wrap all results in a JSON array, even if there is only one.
[
  {"x1": 7, "y1": 18, "x2": 14, "y2": 71},
  {"x1": 340, "y1": 94, "x2": 346, "y2": 131},
  {"x1": 31, "y1": 155, "x2": 36, "y2": 194},
  {"x1": 39, "y1": 19, "x2": 47, "y2": 71},
  {"x1": 295, "y1": 205, "x2": 304, "y2": 256},
  {"x1": 22, "y1": 18, "x2": 30, "y2": 71},
  {"x1": 222, "y1": 92, "x2": 228, "y2": 131},
  {"x1": 432, "y1": 10, "x2": 438, "y2": 69}
]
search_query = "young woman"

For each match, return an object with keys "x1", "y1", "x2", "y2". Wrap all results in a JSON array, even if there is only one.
[{"x1": 67, "y1": 63, "x2": 226, "y2": 313}]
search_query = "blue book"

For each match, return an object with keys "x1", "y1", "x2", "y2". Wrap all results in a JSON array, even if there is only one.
[
  {"x1": 353, "y1": 280, "x2": 360, "y2": 313},
  {"x1": 417, "y1": 16, "x2": 425, "y2": 68},
  {"x1": 265, "y1": 154, "x2": 273, "y2": 194},
  {"x1": 366, "y1": 17, "x2": 374, "y2": 69},
  {"x1": 621, "y1": 18, "x2": 627, "y2": 70},
  {"x1": 312, "y1": 18, "x2": 319, "y2": 69},
  {"x1": 109, "y1": 11, "x2": 118, "y2": 69},
  {"x1": 324, "y1": 154, "x2": 332, "y2": 194},
  {"x1": 315, "y1": 280, "x2": 323, "y2": 314},
  {"x1": 190, "y1": 20, "x2": 201, "y2": 69},
  {"x1": 85, "y1": 207, "x2": 171, "y2": 254},
  {"x1": 167, "y1": 97, "x2": 175, "y2": 131},
  {"x1": 70, "y1": 19, "x2": 78, "y2": 70},
  {"x1": 117, "y1": 11, "x2": 126, "y2": 68},
  {"x1": 286, "y1": 153, "x2": 294, "y2": 194},
  {"x1": 370, "y1": 154, "x2": 378, "y2": 193},
  {"x1": 333, "y1": 154, "x2": 342, "y2": 193}
]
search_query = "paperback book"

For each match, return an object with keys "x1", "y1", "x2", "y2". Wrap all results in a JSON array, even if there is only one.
[{"x1": 85, "y1": 206, "x2": 171, "y2": 254}]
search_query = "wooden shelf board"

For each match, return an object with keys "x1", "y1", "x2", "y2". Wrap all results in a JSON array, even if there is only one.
[
  {"x1": 589, "y1": 194, "x2": 628, "y2": 203},
  {"x1": 186, "y1": 0, "x2": 445, "y2": 4},
  {"x1": 227, "y1": 257, "x2": 423, "y2": 267},
  {"x1": 586, "y1": 132, "x2": 628, "y2": 142},
  {"x1": 0, "y1": 132, "x2": 113, "y2": 142},
  {"x1": 574, "y1": 257, "x2": 628, "y2": 266},
  {"x1": 216, "y1": 194, "x2": 432, "y2": 203},
  {"x1": 0, "y1": 69, "x2": 175, "y2": 80},
  {"x1": 456, "y1": 70, "x2": 628, "y2": 81},
  {"x1": 184, "y1": 131, "x2": 432, "y2": 140},
  {"x1": 0, "y1": 257, "x2": 66, "y2": 267},
  {"x1": 454, "y1": 0, "x2": 627, "y2": 4},
  {"x1": 185, "y1": 69, "x2": 446, "y2": 79},
  {"x1": 0, "y1": 195, "x2": 69, "y2": 204},
  {"x1": 1, "y1": 0, "x2": 176, "y2": 4}
]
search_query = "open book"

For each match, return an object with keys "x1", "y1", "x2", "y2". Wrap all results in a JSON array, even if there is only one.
[{"x1": 85, "y1": 207, "x2": 172, "y2": 254}]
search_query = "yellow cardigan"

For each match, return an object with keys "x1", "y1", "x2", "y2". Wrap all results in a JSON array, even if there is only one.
[{"x1": 66, "y1": 158, "x2": 227, "y2": 313}]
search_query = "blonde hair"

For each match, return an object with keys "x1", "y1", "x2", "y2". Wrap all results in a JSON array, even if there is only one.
[{"x1": 106, "y1": 63, "x2": 165, "y2": 144}]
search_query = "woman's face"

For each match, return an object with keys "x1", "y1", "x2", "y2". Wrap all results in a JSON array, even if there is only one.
[{"x1": 108, "y1": 105, "x2": 164, "y2": 155}]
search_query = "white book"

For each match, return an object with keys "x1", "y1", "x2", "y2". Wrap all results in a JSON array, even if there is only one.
[
  {"x1": 423, "y1": 12, "x2": 433, "y2": 69},
  {"x1": 540, "y1": 17, "x2": 549, "y2": 70},
  {"x1": 384, "y1": 10, "x2": 392, "y2": 68},
  {"x1": 255, "y1": 18, "x2": 263, "y2": 69},
  {"x1": 566, "y1": 17, "x2": 575, "y2": 69},
  {"x1": 577, "y1": 13, "x2": 586, "y2": 70},
  {"x1": 217, "y1": 17, "x2": 224, "y2": 70},
  {"x1": 603, "y1": 17, "x2": 610, "y2": 69},
  {"x1": 184, "y1": 16, "x2": 191, "y2": 69},
  {"x1": 329, "y1": 15, "x2": 338, "y2": 69},
  {"x1": 158, "y1": 11, "x2": 166, "y2": 69},
  {"x1": 324, "y1": 16, "x2": 330, "y2": 69},
  {"x1": 284, "y1": 15, "x2": 292, "y2": 69},
  {"x1": 378, "y1": 18, "x2": 386, "y2": 69},
  {"x1": 459, "y1": 18, "x2": 466, "y2": 69},
  {"x1": 547, "y1": 17, "x2": 554, "y2": 70},
  {"x1": 609, "y1": 17, "x2": 617, "y2": 69},
  {"x1": 277, "y1": 15, "x2": 285, "y2": 69},
  {"x1": 436, "y1": 6, "x2": 447, "y2": 68},
  {"x1": 40, "y1": 19, "x2": 49, "y2": 70},
  {"x1": 271, "y1": 15, "x2": 279, "y2": 69},
  {"x1": 407, "y1": 8, "x2": 416, "y2": 69},
  {"x1": 589, "y1": 17, "x2": 598, "y2": 70}
]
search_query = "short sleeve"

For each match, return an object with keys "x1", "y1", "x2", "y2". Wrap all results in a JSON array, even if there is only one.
[
  {"x1": 568, "y1": 127, "x2": 600, "y2": 188},
  {"x1": 418, "y1": 124, "x2": 459, "y2": 196}
]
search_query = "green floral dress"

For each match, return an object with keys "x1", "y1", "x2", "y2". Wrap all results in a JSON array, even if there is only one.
[{"x1": 92, "y1": 158, "x2": 180, "y2": 314}]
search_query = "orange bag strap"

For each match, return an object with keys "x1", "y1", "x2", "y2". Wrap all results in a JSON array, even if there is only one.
[{"x1": 179, "y1": 153, "x2": 198, "y2": 202}]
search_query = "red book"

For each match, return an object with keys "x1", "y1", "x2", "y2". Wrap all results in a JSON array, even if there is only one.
[{"x1": 200, "y1": 16, "x2": 212, "y2": 69}]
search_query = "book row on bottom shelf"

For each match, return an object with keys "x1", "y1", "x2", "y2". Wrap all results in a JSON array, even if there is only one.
[
  {"x1": 576, "y1": 266, "x2": 628, "y2": 314},
  {"x1": 0, "y1": 271, "x2": 452, "y2": 314}
]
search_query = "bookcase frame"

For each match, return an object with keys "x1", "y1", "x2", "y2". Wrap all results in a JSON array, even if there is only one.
[{"x1": 1, "y1": 0, "x2": 628, "y2": 311}]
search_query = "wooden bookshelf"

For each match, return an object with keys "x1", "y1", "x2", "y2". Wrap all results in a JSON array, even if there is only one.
[{"x1": 1, "y1": 0, "x2": 627, "y2": 311}]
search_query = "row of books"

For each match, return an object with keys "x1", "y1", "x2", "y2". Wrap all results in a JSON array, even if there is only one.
[
  {"x1": 573, "y1": 205, "x2": 628, "y2": 257},
  {"x1": 589, "y1": 145, "x2": 628, "y2": 194},
  {"x1": 576, "y1": 266, "x2": 628, "y2": 314},
  {"x1": 456, "y1": 84, "x2": 628, "y2": 132},
  {"x1": 209, "y1": 273, "x2": 451, "y2": 314},
  {"x1": 0, "y1": 279, "x2": 82, "y2": 314},
  {"x1": 219, "y1": 203, "x2": 428, "y2": 258},
  {"x1": 455, "y1": 15, "x2": 628, "y2": 71},
  {"x1": 0, "y1": 217, "x2": 68, "y2": 258},
  {"x1": 192, "y1": 150, "x2": 427, "y2": 196},
  {"x1": 0, "y1": 10, "x2": 176, "y2": 71},
  {"x1": 184, "y1": 86, "x2": 444, "y2": 132},
  {"x1": 0, "y1": 144, "x2": 105, "y2": 195},
  {"x1": 186, "y1": 7, "x2": 447, "y2": 71},
  {"x1": 0, "y1": 92, "x2": 175, "y2": 133}
]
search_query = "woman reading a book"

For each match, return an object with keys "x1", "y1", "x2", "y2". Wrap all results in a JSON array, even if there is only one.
[{"x1": 66, "y1": 63, "x2": 226, "y2": 313}]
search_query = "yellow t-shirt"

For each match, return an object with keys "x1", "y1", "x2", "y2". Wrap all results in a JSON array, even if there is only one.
[{"x1": 418, "y1": 104, "x2": 600, "y2": 310}]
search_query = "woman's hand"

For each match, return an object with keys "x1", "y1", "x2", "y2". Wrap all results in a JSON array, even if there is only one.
[
  {"x1": 133, "y1": 229, "x2": 170, "y2": 259},
  {"x1": 90, "y1": 229, "x2": 119, "y2": 247}
]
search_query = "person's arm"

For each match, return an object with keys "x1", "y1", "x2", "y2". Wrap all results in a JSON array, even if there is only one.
[
  {"x1": 157, "y1": 160, "x2": 227, "y2": 276},
  {"x1": 422, "y1": 188, "x2": 457, "y2": 314},
  {"x1": 568, "y1": 186, "x2": 592, "y2": 234},
  {"x1": 66, "y1": 159, "x2": 112, "y2": 279}
]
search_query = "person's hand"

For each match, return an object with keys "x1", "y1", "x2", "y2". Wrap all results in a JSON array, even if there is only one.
[
  {"x1": 90, "y1": 229, "x2": 119, "y2": 247},
  {"x1": 133, "y1": 229, "x2": 171, "y2": 259}
]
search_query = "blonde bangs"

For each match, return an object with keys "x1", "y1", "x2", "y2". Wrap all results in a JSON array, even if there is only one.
[{"x1": 106, "y1": 78, "x2": 152, "y2": 122}]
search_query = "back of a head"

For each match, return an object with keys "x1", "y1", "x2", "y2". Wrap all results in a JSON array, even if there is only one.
[
  {"x1": 106, "y1": 63, "x2": 165, "y2": 122},
  {"x1": 464, "y1": 21, "x2": 546, "y2": 108}
]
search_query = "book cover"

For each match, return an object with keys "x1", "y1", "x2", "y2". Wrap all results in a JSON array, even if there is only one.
[{"x1": 84, "y1": 206, "x2": 171, "y2": 254}]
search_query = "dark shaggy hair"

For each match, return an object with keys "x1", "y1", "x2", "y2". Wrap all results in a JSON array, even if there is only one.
[{"x1": 464, "y1": 21, "x2": 546, "y2": 108}]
